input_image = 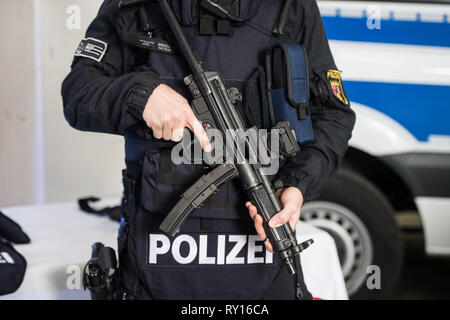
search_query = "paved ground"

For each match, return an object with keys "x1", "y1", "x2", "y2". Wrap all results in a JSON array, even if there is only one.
[{"x1": 389, "y1": 230, "x2": 450, "y2": 299}]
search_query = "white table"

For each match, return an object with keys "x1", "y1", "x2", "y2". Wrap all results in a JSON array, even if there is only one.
[{"x1": 0, "y1": 200, "x2": 348, "y2": 300}]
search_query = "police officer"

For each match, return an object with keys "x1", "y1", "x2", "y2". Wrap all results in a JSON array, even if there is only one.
[{"x1": 62, "y1": 0, "x2": 355, "y2": 300}]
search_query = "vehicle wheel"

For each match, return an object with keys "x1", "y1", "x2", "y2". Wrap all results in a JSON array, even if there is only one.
[{"x1": 300, "y1": 169, "x2": 403, "y2": 299}]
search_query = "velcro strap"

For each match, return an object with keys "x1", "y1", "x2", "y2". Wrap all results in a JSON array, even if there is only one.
[
  {"x1": 217, "y1": 19, "x2": 232, "y2": 35},
  {"x1": 286, "y1": 43, "x2": 309, "y2": 107},
  {"x1": 199, "y1": 15, "x2": 215, "y2": 35},
  {"x1": 200, "y1": 218, "x2": 213, "y2": 230},
  {"x1": 159, "y1": 148, "x2": 173, "y2": 173},
  {"x1": 266, "y1": 43, "x2": 309, "y2": 120},
  {"x1": 120, "y1": 31, "x2": 174, "y2": 55},
  {"x1": 266, "y1": 43, "x2": 314, "y2": 144},
  {"x1": 118, "y1": 0, "x2": 148, "y2": 9}
]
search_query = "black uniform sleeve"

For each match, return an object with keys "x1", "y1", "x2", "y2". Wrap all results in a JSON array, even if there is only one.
[
  {"x1": 61, "y1": 0, "x2": 161, "y2": 136},
  {"x1": 275, "y1": 0, "x2": 356, "y2": 201}
]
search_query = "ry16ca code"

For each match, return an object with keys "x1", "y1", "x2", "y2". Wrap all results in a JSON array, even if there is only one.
[{"x1": 225, "y1": 305, "x2": 269, "y2": 315}]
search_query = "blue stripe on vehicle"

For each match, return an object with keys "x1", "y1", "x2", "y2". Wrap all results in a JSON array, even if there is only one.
[
  {"x1": 343, "y1": 81, "x2": 450, "y2": 141},
  {"x1": 322, "y1": 16, "x2": 450, "y2": 47}
]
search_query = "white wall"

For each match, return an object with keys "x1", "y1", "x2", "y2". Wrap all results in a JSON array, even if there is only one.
[
  {"x1": 0, "y1": 0, "x2": 125, "y2": 206},
  {"x1": 0, "y1": 1, "x2": 37, "y2": 206}
]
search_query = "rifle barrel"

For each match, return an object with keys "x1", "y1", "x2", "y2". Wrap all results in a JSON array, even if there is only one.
[{"x1": 158, "y1": 0, "x2": 203, "y2": 75}]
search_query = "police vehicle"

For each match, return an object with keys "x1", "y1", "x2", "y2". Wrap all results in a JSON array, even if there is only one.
[{"x1": 300, "y1": 0, "x2": 450, "y2": 298}]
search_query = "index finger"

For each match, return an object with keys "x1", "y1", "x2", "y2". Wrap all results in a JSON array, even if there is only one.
[
  {"x1": 185, "y1": 110, "x2": 212, "y2": 152},
  {"x1": 268, "y1": 206, "x2": 297, "y2": 228}
]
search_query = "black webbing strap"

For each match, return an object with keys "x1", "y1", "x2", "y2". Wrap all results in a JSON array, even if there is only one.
[
  {"x1": 153, "y1": 193, "x2": 240, "y2": 211},
  {"x1": 200, "y1": 218, "x2": 213, "y2": 230},
  {"x1": 155, "y1": 172, "x2": 202, "y2": 185},
  {"x1": 159, "y1": 148, "x2": 172, "y2": 173},
  {"x1": 198, "y1": 1, "x2": 239, "y2": 36},
  {"x1": 245, "y1": 68, "x2": 263, "y2": 127},
  {"x1": 217, "y1": 18, "x2": 233, "y2": 36},
  {"x1": 78, "y1": 197, "x2": 121, "y2": 222},
  {"x1": 199, "y1": 14, "x2": 216, "y2": 35},
  {"x1": 245, "y1": 67, "x2": 272, "y2": 129},
  {"x1": 258, "y1": 67, "x2": 272, "y2": 129},
  {"x1": 293, "y1": 254, "x2": 312, "y2": 300}
]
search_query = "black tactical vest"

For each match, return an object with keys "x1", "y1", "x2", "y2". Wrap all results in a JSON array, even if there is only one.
[{"x1": 119, "y1": 0, "x2": 309, "y2": 300}]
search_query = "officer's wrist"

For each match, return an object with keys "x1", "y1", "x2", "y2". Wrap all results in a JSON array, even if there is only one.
[
  {"x1": 274, "y1": 175, "x2": 309, "y2": 202},
  {"x1": 126, "y1": 75, "x2": 162, "y2": 122}
]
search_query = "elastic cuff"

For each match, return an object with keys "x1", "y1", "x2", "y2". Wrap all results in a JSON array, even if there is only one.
[
  {"x1": 125, "y1": 76, "x2": 161, "y2": 121},
  {"x1": 275, "y1": 173, "x2": 312, "y2": 202}
]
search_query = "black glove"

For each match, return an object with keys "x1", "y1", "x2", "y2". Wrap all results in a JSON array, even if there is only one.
[{"x1": 0, "y1": 210, "x2": 30, "y2": 295}]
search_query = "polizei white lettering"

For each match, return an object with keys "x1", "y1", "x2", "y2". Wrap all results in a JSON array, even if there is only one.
[
  {"x1": 0, "y1": 252, "x2": 14, "y2": 264},
  {"x1": 148, "y1": 234, "x2": 273, "y2": 265}
]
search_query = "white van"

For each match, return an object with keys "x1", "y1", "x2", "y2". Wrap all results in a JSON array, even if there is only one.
[{"x1": 302, "y1": 0, "x2": 450, "y2": 298}]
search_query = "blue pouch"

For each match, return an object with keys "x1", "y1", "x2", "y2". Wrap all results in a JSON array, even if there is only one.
[{"x1": 266, "y1": 43, "x2": 314, "y2": 144}]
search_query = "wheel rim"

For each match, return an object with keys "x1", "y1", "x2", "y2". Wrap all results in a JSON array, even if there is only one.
[{"x1": 300, "y1": 201, "x2": 374, "y2": 296}]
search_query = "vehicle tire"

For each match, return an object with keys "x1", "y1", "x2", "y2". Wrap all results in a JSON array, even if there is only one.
[{"x1": 300, "y1": 168, "x2": 403, "y2": 299}]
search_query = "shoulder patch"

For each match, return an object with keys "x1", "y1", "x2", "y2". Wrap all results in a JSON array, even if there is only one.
[
  {"x1": 74, "y1": 37, "x2": 108, "y2": 62},
  {"x1": 327, "y1": 70, "x2": 348, "y2": 105}
]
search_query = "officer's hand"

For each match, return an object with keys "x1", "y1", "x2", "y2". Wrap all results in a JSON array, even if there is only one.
[
  {"x1": 143, "y1": 84, "x2": 211, "y2": 152},
  {"x1": 246, "y1": 187, "x2": 303, "y2": 253}
]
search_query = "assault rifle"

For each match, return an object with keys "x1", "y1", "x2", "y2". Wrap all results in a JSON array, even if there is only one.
[{"x1": 156, "y1": 0, "x2": 312, "y2": 299}]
